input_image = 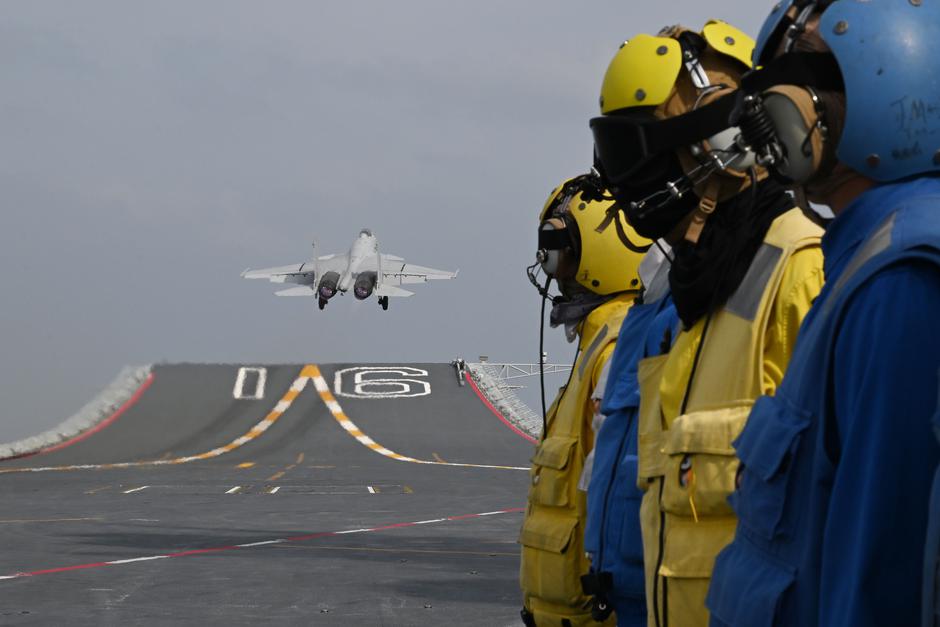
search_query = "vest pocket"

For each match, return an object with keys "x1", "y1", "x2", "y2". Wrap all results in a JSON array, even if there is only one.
[
  {"x1": 529, "y1": 436, "x2": 578, "y2": 508},
  {"x1": 519, "y1": 513, "x2": 583, "y2": 606},
  {"x1": 706, "y1": 536, "x2": 796, "y2": 626},
  {"x1": 730, "y1": 394, "x2": 811, "y2": 541},
  {"x1": 659, "y1": 404, "x2": 752, "y2": 519}
]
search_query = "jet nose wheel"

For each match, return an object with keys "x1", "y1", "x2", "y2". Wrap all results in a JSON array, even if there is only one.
[
  {"x1": 379, "y1": 296, "x2": 389, "y2": 311},
  {"x1": 318, "y1": 298, "x2": 327, "y2": 310}
]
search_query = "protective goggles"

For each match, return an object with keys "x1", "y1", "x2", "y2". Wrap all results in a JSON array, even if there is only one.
[
  {"x1": 590, "y1": 94, "x2": 738, "y2": 187},
  {"x1": 591, "y1": 51, "x2": 843, "y2": 189}
]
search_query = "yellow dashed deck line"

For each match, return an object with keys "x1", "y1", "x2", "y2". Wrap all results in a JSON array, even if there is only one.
[
  {"x1": 3, "y1": 364, "x2": 526, "y2": 475},
  {"x1": 1, "y1": 365, "x2": 319, "y2": 474},
  {"x1": 305, "y1": 365, "x2": 527, "y2": 472}
]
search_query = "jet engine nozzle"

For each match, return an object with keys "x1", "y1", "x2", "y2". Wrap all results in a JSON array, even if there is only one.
[
  {"x1": 354, "y1": 272, "x2": 377, "y2": 300},
  {"x1": 318, "y1": 271, "x2": 340, "y2": 300}
]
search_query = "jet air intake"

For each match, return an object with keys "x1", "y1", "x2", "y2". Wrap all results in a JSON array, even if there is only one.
[
  {"x1": 354, "y1": 272, "x2": 377, "y2": 300},
  {"x1": 318, "y1": 271, "x2": 340, "y2": 300}
]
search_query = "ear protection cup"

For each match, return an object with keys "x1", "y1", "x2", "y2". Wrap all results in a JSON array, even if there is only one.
[
  {"x1": 538, "y1": 218, "x2": 568, "y2": 276},
  {"x1": 762, "y1": 85, "x2": 827, "y2": 185}
]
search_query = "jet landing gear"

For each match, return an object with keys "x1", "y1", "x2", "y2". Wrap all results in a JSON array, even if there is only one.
[
  {"x1": 318, "y1": 297, "x2": 328, "y2": 310},
  {"x1": 378, "y1": 296, "x2": 389, "y2": 311}
]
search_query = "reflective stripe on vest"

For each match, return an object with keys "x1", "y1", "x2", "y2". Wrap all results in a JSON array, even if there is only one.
[
  {"x1": 821, "y1": 212, "x2": 895, "y2": 318},
  {"x1": 580, "y1": 324, "x2": 610, "y2": 380},
  {"x1": 725, "y1": 244, "x2": 784, "y2": 322}
]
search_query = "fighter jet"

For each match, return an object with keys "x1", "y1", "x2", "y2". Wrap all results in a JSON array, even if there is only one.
[{"x1": 242, "y1": 229, "x2": 457, "y2": 310}]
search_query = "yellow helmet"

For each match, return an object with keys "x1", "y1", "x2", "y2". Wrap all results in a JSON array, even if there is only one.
[
  {"x1": 592, "y1": 21, "x2": 760, "y2": 243},
  {"x1": 599, "y1": 21, "x2": 754, "y2": 114},
  {"x1": 537, "y1": 175, "x2": 650, "y2": 296}
]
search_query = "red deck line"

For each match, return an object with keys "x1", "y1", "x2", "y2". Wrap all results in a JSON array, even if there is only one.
[
  {"x1": 464, "y1": 372, "x2": 537, "y2": 444},
  {"x1": 0, "y1": 507, "x2": 525, "y2": 581}
]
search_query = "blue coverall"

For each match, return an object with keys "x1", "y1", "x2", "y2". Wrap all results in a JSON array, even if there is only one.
[
  {"x1": 584, "y1": 295, "x2": 677, "y2": 626},
  {"x1": 923, "y1": 372, "x2": 940, "y2": 627},
  {"x1": 707, "y1": 178, "x2": 940, "y2": 626}
]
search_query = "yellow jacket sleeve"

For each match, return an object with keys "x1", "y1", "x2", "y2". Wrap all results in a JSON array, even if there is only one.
[{"x1": 760, "y1": 245, "x2": 825, "y2": 395}]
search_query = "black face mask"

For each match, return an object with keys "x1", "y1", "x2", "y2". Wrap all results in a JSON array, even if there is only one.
[
  {"x1": 668, "y1": 177, "x2": 793, "y2": 329},
  {"x1": 607, "y1": 152, "x2": 698, "y2": 241},
  {"x1": 621, "y1": 189, "x2": 698, "y2": 241}
]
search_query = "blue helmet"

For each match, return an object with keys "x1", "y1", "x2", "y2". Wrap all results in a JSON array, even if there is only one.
[{"x1": 754, "y1": 0, "x2": 940, "y2": 182}]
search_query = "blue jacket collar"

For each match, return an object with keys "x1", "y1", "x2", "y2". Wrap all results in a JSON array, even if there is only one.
[{"x1": 822, "y1": 177, "x2": 940, "y2": 279}]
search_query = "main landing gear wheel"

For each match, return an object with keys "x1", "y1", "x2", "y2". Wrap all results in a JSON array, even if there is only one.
[
  {"x1": 318, "y1": 298, "x2": 327, "y2": 310},
  {"x1": 379, "y1": 296, "x2": 389, "y2": 311}
]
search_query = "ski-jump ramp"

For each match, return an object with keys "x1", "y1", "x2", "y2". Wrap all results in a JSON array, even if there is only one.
[{"x1": 0, "y1": 363, "x2": 536, "y2": 625}]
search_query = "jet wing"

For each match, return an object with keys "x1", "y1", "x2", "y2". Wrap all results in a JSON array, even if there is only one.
[
  {"x1": 242, "y1": 263, "x2": 315, "y2": 284},
  {"x1": 242, "y1": 255, "x2": 344, "y2": 284},
  {"x1": 382, "y1": 259, "x2": 458, "y2": 285}
]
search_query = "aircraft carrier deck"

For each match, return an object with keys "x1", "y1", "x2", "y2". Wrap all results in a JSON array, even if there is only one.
[{"x1": 0, "y1": 363, "x2": 537, "y2": 626}]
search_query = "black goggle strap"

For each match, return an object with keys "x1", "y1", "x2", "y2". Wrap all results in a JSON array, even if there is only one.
[
  {"x1": 590, "y1": 92, "x2": 738, "y2": 185},
  {"x1": 743, "y1": 51, "x2": 844, "y2": 93},
  {"x1": 537, "y1": 227, "x2": 572, "y2": 251}
]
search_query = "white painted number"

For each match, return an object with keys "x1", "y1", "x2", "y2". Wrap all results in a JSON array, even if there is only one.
[
  {"x1": 233, "y1": 367, "x2": 267, "y2": 400},
  {"x1": 333, "y1": 367, "x2": 431, "y2": 399}
]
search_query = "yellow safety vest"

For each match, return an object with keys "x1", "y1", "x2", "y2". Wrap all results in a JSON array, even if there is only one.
[
  {"x1": 520, "y1": 294, "x2": 635, "y2": 627},
  {"x1": 636, "y1": 208, "x2": 823, "y2": 627}
]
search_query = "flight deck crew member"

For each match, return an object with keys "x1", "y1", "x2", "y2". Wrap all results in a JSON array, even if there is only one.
[
  {"x1": 704, "y1": 2, "x2": 940, "y2": 626},
  {"x1": 519, "y1": 175, "x2": 650, "y2": 627},
  {"x1": 586, "y1": 20, "x2": 825, "y2": 627},
  {"x1": 582, "y1": 242, "x2": 676, "y2": 627}
]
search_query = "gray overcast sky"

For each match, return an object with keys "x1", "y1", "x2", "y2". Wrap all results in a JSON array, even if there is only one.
[{"x1": 0, "y1": 1, "x2": 773, "y2": 441}]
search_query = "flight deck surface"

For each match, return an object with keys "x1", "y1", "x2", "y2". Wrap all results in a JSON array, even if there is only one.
[{"x1": 0, "y1": 363, "x2": 535, "y2": 626}]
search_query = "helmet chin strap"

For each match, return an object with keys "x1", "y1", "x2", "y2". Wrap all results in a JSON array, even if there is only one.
[
  {"x1": 785, "y1": 3, "x2": 819, "y2": 53},
  {"x1": 683, "y1": 177, "x2": 722, "y2": 245}
]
